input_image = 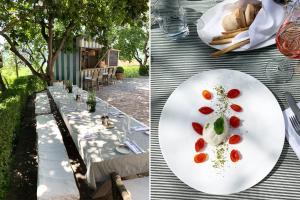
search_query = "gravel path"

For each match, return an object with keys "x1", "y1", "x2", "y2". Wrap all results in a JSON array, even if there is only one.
[{"x1": 96, "y1": 77, "x2": 149, "y2": 126}]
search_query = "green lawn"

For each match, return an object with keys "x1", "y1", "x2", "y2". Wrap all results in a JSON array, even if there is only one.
[
  {"x1": 1, "y1": 66, "x2": 32, "y2": 86},
  {"x1": 123, "y1": 65, "x2": 140, "y2": 78}
]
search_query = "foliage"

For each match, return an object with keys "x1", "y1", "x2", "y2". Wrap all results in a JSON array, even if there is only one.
[
  {"x1": 0, "y1": 75, "x2": 46, "y2": 199},
  {"x1": 87, "y1": 91, "x2": 96, "y2": 104},
  {"x1": 65, "y1": 80, "x2": 72, "y2": 93},
  {"x1": 123, "y1": 66, "x2": 140, "y2": 78},
  {"x1": 116, "y1": 66, "x2": 125, "y2": 74},
  {"x1": 87, "y1": 91, "x2": 96, "y2": 112},
  {"x1": 0, "y1": 66, "x2": 31, "y2": 86},
  {"x1": 112, "y1": 19, "x2": 149, "y2": 68},
  {"x1": 0, "y1": 0, "x2": 148, "y2": 84},
  {"x1": 139, "y1": 65, "x2": 149, "y2": 76}
]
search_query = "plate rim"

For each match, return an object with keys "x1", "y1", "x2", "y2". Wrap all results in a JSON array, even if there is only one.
[{"x1": 158, "y1": 69, "x2": 285, "y2": 195}]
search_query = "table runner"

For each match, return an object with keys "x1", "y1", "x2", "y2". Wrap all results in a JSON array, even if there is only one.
[
  {"x1": 151, "y1": 0, "x2": 300, "y2": 199},
  {"x1": 48, "y1": 86, "x2": 149, "y2": 189}
]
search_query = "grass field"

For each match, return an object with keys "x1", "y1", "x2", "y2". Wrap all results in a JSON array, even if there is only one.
[
  {"x1": 123, "y1": 65, "x2": 140, "y2": 78},
  {"x1": 1, "y1": 66, "x2": 32, "y2": 86}
]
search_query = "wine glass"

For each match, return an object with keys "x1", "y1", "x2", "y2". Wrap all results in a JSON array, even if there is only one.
[{"x1": 266, "y1": 0, "x2": 300, "y2": 83}]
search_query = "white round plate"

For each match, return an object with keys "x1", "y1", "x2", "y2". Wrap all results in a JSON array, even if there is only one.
[
  {"x1": 116, "y1": 145, "x2": 131, "y2": 154},
  {"x1": 197, "y1": 0, "x2": 275, "y2": 51},
  {"x1": 159, "y1": 69, "x2": 285, "y2": 195}
]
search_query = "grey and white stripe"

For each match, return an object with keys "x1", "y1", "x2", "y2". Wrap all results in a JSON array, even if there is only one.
[{"x1": 151, "y1": 0, "x2": 300, "y2": 199}]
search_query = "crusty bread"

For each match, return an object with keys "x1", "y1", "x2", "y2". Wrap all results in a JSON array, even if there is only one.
[
  {"x1": 254, "y1": 3, "x2": 262, "y2": 16},
  {"x1": 222, "y1": 13, "x2": 240, "y2": 31},
  {"x1": 234, "y1": 8, "x2": 247, "y2": 28},
  {"x1": 245, "y1": 4, "x2": 255, "y2": 26}
]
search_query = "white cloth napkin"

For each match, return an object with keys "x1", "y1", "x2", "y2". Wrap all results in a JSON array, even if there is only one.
[
  {"x1": 235, "y1": 0, "x2": 285, "y2": 49},
  {"x1": 198, "y1": 0, "x2": 285, "y2": 49},
  {"x1": 283, "y1": 102, "x2": 300, "y2": 160},
  {"x1": 131, "y1": 126, "x2": 149, "y2": 132},
  {"x1": 124, "y1": 141, "x2": 142, "y2": 154}
]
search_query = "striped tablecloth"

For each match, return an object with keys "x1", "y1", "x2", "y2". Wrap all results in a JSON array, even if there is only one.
[{"x1": 151, "y1": 0, "x2": 300, "y2": 199}]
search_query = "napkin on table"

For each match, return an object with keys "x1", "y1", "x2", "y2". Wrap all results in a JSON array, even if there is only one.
[
  {"x1": 124, "y1": 141, "x2": 142, "y2": 154},
  {"x1": 283, "y1": 101, "x2": 300, "y2": 160},
  {"x1": 131, "y1": 126, "x2": 149, "y2": 132}
]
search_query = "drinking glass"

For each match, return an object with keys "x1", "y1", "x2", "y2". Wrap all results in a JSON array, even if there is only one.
[
  {"x1": 118, "y1": 118, "x2": 129, "y2": 144},
  {"x1": 154, "y1": 0, "x2": 189, "y2": 40},
  {"x1": 266, "y1": 0, "x2": 300, "y2": 83},
  {"x1": 104, "y1": 102, "x2": 110, "y2": 116}
]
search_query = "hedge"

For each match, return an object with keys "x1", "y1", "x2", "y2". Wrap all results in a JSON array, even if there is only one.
[{"x1": 0, "y1": 75, "x2": 46, "y2": 200}]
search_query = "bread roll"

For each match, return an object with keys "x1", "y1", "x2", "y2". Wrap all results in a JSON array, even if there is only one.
[
  {"x1": 245, "y1": 4, "x2": 255, "y2": 26},
  {"x1": 234, "y1": 8, "x2": 247, "y2": 28},
  {"x1": 222, "y1": 13, "x2": 240, "y2": 31}
]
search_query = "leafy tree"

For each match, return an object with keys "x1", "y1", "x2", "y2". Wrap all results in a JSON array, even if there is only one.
[
  {"x1": 113, "y1": 20, "x2": 149, "y2": 74},
  {"x1": 0, "y1": 0, "x2": 148, "y2": 85}
]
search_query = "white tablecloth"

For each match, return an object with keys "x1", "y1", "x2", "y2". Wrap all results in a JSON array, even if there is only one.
[{"x1": 47, "y1": 86, "x2": 149, "y2": 189}]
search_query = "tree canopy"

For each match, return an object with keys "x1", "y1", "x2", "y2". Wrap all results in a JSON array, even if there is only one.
[
  {"x1": 0, "y1": 0, "x2": 148, "y2": 84},
  {"x1": 113, "y1": 21, "x2": 149, "y2": 68}
]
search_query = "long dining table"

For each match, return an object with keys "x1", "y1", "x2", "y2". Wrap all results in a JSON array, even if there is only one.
[
  {"x1": 151, "y1": 0, "x2": 300, "y2": 199},
  {"x1": 48, "y1": 85, "x2": 149, "y2": 189}
]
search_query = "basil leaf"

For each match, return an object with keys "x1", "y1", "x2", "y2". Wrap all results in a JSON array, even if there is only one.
[{"x1": 214, "y1": 117, "x2": 224, "y2": 135}]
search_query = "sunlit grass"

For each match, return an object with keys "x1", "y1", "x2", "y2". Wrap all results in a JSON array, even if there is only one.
[
  {"x1": 123, "y1": 65, "x2": 140, "y2": 78},
  {"x1": 1, "y1": 66, "x2": 32, "y2": 86}
]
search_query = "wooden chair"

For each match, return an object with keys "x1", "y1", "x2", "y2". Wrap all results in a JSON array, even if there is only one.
[
  {"x1": 85, "y1": 70, "x2": 99, "y2": 91},
  {"x1": 102, "y1": 68, "x2": 109, "y2": 85},
  {"x1": 108, "y1": 67, "x2": 114, "y2": 84},
  {"x1": 97, "y1": 68, "x2": 104, "y2": 87}
]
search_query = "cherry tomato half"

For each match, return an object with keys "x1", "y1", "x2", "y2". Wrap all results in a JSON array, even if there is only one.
[{"x1": 192, "y1": 122, "x2": 203, "y2": 135}]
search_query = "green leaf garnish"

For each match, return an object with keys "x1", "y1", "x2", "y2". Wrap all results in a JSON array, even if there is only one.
[{"x1": 214, "y1": 117, "x2": 224, "y2": 135}]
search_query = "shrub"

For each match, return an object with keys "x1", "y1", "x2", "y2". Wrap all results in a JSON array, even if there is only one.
[
  {"x1": 116, "y1": 66, "x2": 124, "y2": 73},
  {"x1": 139, "y1": 65, "x2": 149, "y2": 76},
  {"x1": 0, "y1": 75, "x2": 46, "y2": 199}
]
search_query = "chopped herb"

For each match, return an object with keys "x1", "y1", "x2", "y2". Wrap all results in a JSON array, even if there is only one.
[
  {"x1": 214, "y1": 85, "x2": 229, "y2": 115},
  {"x1": 205, "y1": 123, "x2": 210, "y2": 129},
  {"x1": 212, "y1": 143, "x2": 228, "y2": 169},
  {"x1": 214, "y1": 117, "x2": 224, "y2": 135}
]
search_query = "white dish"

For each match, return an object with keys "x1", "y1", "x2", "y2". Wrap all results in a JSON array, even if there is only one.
[
  {"x1": 159, "y1": 69, "x2": 285, "y2": 194},
  {"x1": 197, "y1": 0, "x2": 275, "y2": 51},
  {"x1": 116, "y1": 145, "x2": 131, "y2": 154}
]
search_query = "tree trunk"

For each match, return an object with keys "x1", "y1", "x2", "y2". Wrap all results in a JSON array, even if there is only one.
[
  {"x1": 0, "y1": 72, "x2": 7, "y2": 92},
  {"x1": 15, "y1": 55, "x2": 19, "y2": 78}
]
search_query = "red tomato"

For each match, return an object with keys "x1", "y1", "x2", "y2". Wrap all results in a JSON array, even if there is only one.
[
  {"x1": 194, "y1": 153, "x2": 207, "y2": 163},
  {"x1": 230, "y1": 149, "x2": 240, "y2": 162},
  {"x1": 230, "y1": 116, "x2": 240, "y2": 128},
  {"x1": 227, "y1": 89, "x2": 240, "y2": 98},
  {"x1": 229, "y1": 135, "x2": 241, "y2": 144},
  {"x1": 230, "y1": 104, "x2": 242, "y2": 112},
  {"x1": 192, "y1": 122, "x2": 203, "y2": 135},
  {"x1": 199, "y1": 106, "x2": 214, "y2": 115},
  {"x1": 195, "y1": 138, "x2": 205, "y2": 152},
  {"x1": 202, "y1": 90, "x2": 212, "y2": 100}
]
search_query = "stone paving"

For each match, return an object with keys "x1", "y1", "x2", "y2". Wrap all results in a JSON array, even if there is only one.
[{"x1": 96, "y1": 77, "x2": 149, "y2": 126}]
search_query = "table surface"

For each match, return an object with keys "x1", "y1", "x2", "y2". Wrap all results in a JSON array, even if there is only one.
[
  {"x1": 48, "y1": 86, "x2": 149, "y2": 188},
  {"x1": 151, "y1": 0, "x2": 300, "y2": 199}
]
